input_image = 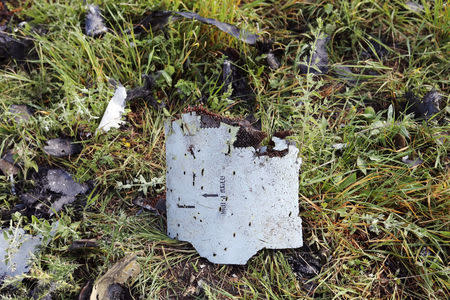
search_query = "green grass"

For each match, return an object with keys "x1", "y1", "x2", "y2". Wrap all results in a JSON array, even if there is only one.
[{"x1": 0, "y1": 0, "x2": 449, "y2": 299}]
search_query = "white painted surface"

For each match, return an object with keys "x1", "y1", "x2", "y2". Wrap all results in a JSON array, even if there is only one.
[
  {"x1": 165, "y1": 112, "x2": 303, "y2": 264},
  {"x1": 0, "y1": 228, "x2": 41, "y2": 281},
  {"x1": 97, "y1": 85, "x2": 127, "y2": 132}
]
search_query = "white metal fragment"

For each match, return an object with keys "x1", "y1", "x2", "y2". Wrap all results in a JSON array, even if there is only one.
[
  {"x1": 0, "y1": 228, "x2": 41, "y2": 282},
  {"x1": 97, "y1": 85, "x2": 127, "y2": 133},
  {"x1": 165, "y1": 112, "x2": 303, "y2": 264},
  {"x1": 0, "y1": 222, "x2": 58, "y2": 283}
]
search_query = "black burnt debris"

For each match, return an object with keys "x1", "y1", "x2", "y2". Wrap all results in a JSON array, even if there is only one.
[
  {"x1": 233, "y1": 126, "x2": 266, "y2": 148},
  {"x1": 68, "y1": 239, "x2": 99, "y2": 252},
  {"x1": 43, "y1": 138, "x2": 82, "y2": 157},
  {"x1": 133, "y1": 195, "x2": 166, "y2": 215},
  {"x1": 286, "y1": 249, "x2": 324, "y2": 293},
  {"x1": 298, "y1": 36, "x2": 329, "y2": 75},
  {"x1": 0, "y1": 30, "x2": 33, "y2": 64},
  {"x1": 134, "y1": 11, "x2": 259, "y2": 45},
  {"x1": 361, "y1": 39, "x2": 388, "y2": 61},
  {"x1": 126, "y1": 74, "x2": 162, "y2": 108},
  {"x1": 220, "y1": 49, "x2": 256, "y2": 105},
  {"x1": 405, "y1": 89, "x2": 442, "y2": 120},
  {"x1": 133, "y1": 10, "x2": 173, "y2": 34},
  {"x1": 9, "y1": 168, "x2": 90, "y2": 219}
]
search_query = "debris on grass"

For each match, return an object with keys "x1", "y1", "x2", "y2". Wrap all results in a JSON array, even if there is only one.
[
  {"x1": 331, "y1": 143, "x2": 347, "y2": 150},
  {"x1": 97, "y1": 85, "x2": 127, "y2": 133},
  {"x1": 266, "y1": 51, "x2": 280, "y2": 70},
  {"x1": 78, "y1": 281, "x2": 93, "y2": 300},
  {"x1": 135, "y1": 11, "x2": 259, "y2": 44},
  {"x1": 85, "y1": 5, "x2": 108, "y2": 37},
  {"x1": 44, "y1": 168, "x2": 89, "y2": 215},
  {"x1": 68, "y1": 239, "x2": 99, "y2": 252},
  {"x1": 133, "y1": 195, "x2": 166, "y2": 216},
  {"x1": 126, "y1": 74, "x2": 162, "y2": 108},
  {"x1": 220, "y1": 49, "x2": 255, "y2": 105},
  {"x1": 0, "y1": 227, "x2": 42, "y2": 284},
  {"x1": 405, "y1": 89, "x2": 442, "y2": 120},
  {"x1": 165, "y1": 110, "x2": 303, "y2": 264},
  {"x1": 286, "y1": 248, "x2": 324, "y2": 293},
  {"x1": 0, "y1": 31, "x2": 33, "y2": 64},
  {"x1": 334, "y1": 65, "x2": 358, "y2": 84},
  {"x1": 298, "y1": 36, "x2": 329, "y2": 75},
  {"x1": 178, "y1": 11, "x2": 258, "y2": 44},
  {"x1": 17, "y1": 168, "x2": 89, "y2": 218},
  {"x1": 132, "y1": 10, "x2": 172, "y2": 34},
  {"x1": 0, "y1": 150, "x2": 19, "y2": 195},
  {"x1": 0, "y1": 221, "x2": 58, "y2": 287},
  {"x1": 402, "y1": 155, "x2": 424, "y2": 167},
  {"x1": 0, "y1": 150, "x2": 18, "y2": 176},
  {"x1": 361, "y1": 39, "x2": 389, "y2": 60},
  {"x1": 43, "y1": 138, "x2": 82, "y2": 157},
  {"x1": 90, "y1": 254, "x2": 140, "y2": 300},
  {"x1": 406, "y1": 1, "x2": 424, "y2": 13},
  {"x1": 9, "y1": 105, "x2": 33, "y2": 123}
]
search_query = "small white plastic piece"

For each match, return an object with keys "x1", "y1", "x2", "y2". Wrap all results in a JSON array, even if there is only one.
[
  {"x1": 165, "y1": 112, "x2": 303, "y2": 264},
  {"x1": 97, "y1": 85, "x2": 127, "y2": 133}
]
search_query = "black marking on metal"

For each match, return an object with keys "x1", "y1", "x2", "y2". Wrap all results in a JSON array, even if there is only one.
[
  {"x1": 177, "y1": 204, "x2": 195, "y2": 208},
  {"x1": 202, "y1": 193, "x2": 219, "y2": 198}
]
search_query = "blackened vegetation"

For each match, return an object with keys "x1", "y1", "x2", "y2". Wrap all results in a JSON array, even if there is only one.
[
  {"x1": 105, "y1": 283, "x2": 133, "y2": 300},
  {"x1": 78, "y1": 281, "x2": 94, "y2": 300},
  {"x1": 405, "y1": 90, "x2": 442, "y2": 120},
  {"x1": 68, "y1": 239, "x2": 99, "y2": 252}
]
